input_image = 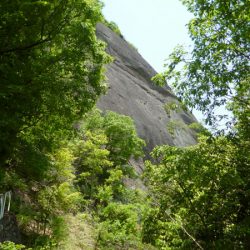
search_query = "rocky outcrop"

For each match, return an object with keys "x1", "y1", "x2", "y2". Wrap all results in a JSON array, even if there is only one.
[
  {"x1": 0, "y1": 213, "x2": 21, "y2": 243},
  {"x1": 96, "y1": 23, "x2": 197, "y2": 153}
]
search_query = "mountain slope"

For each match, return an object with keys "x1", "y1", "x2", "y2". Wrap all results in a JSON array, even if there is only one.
[{"x1": 96, "y1": 23, "x2": 197, "y2": 153}]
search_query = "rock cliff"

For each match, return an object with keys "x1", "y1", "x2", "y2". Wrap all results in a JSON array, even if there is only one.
[{"x1": 96, "y1": 23, "x2": 197, "y2": 153}]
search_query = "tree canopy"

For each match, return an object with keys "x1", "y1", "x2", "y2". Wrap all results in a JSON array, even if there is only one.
[
  {"x1": 1, "y1": 0, "x2": 249, "y2": 249},
  {"x1": 146, "y1": 0, "x2": 250, "y2": 248},
  {"x1": 0, "y1": 0, "x2": 110, "y2": 165},
  {"x1": 144, "y1": 134, "x2": 249, "y2": 249}
]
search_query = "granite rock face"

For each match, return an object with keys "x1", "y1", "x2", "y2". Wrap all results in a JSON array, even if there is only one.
[{"x1": 96, "y1": 23, "x2": 197, "y2": 153}]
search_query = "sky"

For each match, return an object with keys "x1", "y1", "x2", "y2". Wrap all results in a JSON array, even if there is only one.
[
  {"x1": 101, "y1": 0, "x2": 207, "y2": 122},
  {"x1": 101, "y1": 0, "x2": 193, "y2": 73}
]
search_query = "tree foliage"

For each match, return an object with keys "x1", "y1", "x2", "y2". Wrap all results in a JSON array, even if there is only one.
[
  {"x1": 3, "y1": 0, "x2": 249, "y2": 249},
  {"x1": 144, "y1": 135, "x2": 250, "y2": 249},
  {"x1": 147, "y1": 0, "x2": 250, "y2": 249},
  {"x1": 0, "y1": 0, "x2": 110, "y2": 165},
  {"x1": 154, "y1": 0, "x2": 249, "y2": 128},
  {"x1": 0, "y1": 0, "x2": 110, "y2": 247},
  {"x1": 69, "y1": 109, "x2": 154, "y2": 249},
  {"x1": 0, "y1": 1, "x2": 153, "y2": 247},
  {"x1": 75, "y1": 109, "x2": 145, "y2": 202}
]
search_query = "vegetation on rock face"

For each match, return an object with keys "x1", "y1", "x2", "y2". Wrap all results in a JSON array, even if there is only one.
[
  {"x1": 104, "y1": 20, "x2": 122, "y2": 36},
  {"x1": 75, "y1": 109, "x2": 145, "y2": 204},
  {"x1": 74, "y1": 109, "x2": 150, "y2": 249},
  {"x1": 1, "y1": 106, "x2": 150, "y2": 249},
  {"x1": 1, "y1": 0, "x2": 249, "y2": 249},
  {"x1": 0, "y1": 0, "x2": 151, "y2": 248}
]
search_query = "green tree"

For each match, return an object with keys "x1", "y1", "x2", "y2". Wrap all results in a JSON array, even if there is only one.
[
  {"x1": 0, "y1": 1, "x2": 111, "y2": 247},
  {"x1": 0, "y1": 0, "x2": 110, "y2": 166},
  {"x1": 15, "y1": 143, "x2": 82, "y2": 247},
  {"x1": 103, "y1": 111, "x2": 146, "y2": 165},
  {"x1": 154, "y1": 0, "x2": 249, "y2": 128},
  {"x1": 146, "y1": 0, "x2": 250, "y2": 248},
  {"x1": 73, "y1": 109, "x2": 152, "y2": 249},
  {"x1": 144, "y1": 136, "x2": 249, "y2": 249},
  {"x1": 104, "y1": 20, "x2": 122, "y2": 36},
  {"x1": 75, "y1": 129, "x2": 113, "y2": 200},
  {"x1": 75, "y1": 109, "x2": 145, "y2": 203}
]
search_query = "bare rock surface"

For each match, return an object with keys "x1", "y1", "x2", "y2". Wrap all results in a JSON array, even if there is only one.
[{"x1": 96, "y1": 23, "x2": 197, "y2": 153}]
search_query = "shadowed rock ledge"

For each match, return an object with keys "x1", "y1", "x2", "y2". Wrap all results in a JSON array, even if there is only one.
[{"x1": 96, "y1": 23, "x2": 197, "y2": 153}]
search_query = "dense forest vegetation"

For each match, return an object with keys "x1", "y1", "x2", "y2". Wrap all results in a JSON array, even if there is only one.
[{"x1": 0, "y1": 0, "x2": 249, "y2": 249}]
